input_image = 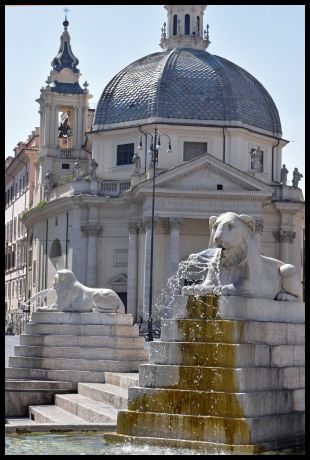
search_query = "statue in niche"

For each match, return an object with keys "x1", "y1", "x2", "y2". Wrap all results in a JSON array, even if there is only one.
[
  {"x1": 44, "y1": 171, "x2": 53, "y2": 192},
  {"x1": 37, "y1": 269, "x2": 125, "y2": 313},
  {"x1": 88, "y1": 158, "x2": 98, "y2": 180},
  {"x1": 292, "y1": 168, "x2": 303, "y2": 189},
  {"x1": 182, "y1": 212, "x2": 301, "y2": 301},
  {"x1": 250, "y1": 147, "x2": 263, "y2": 173},
  {"x1": 132, "y1": 152, "x2": 141, "y2": 176},
  {"x1": 280, "y1": 164, "x2": 289, "y2": 185}
]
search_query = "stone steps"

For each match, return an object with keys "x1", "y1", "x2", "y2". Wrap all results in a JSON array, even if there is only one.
[
  {"x1": 14, "y1": 345, "x2": 148, "y2": 361},
  {"x1": 20, "y1": 334, "x2": 145, "y2": 349},
  {"x1": 9, "y1": 356, "x2": 145, "y2": 372},
  {"x1": 104, "y1": 371, "x2": 139, "y2": 388},
  {"x1": 161, "y1": 319, "x2": 305, "y2": 345},
  {"x1": 78, "y1": 382, "x2": 129, "y2": 409},
  {"x1": 25, "y1": 323, "x2": 139, "y2": 337},
  {"x1": 127, "y1": 386, "x2": 301, "y2": 417},
  {"x1": 6, "y1": 372, "x2": 139, "y2": 432},
  {"x1": 54, "y1": 393, "x2": 118, "y2": 423},
  {"x1": 6, "y1": 366, "x2": 107, "y2": 384},
  {"x1": 116, "y1": 410, "x2": 305, "y2": 445},
  {"x1": 138, "y1": 364, "x2": 305, "y2": 392},
  {"x1": 150, "y1": 342, "x2": 305, "y2": 367},
  {"x1": 29, "y1": 405, "x2": 91, "y2": 424},
  {"x1": 5, "y1": 379, "x2": 74, "y2": 391}
]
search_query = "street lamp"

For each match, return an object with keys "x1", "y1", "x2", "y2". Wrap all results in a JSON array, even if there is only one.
[{"x1": 138, "y1": 126, "x2": 172, "y2": 341}]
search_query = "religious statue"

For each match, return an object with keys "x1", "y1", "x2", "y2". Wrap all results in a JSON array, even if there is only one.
[
  {"x1": 292, "y1": 168, "x2": 303, "y2": 189},
  {"x1": 88, "y1": 158, "x2": 98, "y2": 180},
  {"x1": 132, "y1": 152, "x2": 141, "y2": 176},
  {"x1": 251, "y1": 147, "x2": 263, "y2": 173},
  {"x1": 73, "y1": 160, "x2": 82, "y2": 180},
  {"x1": 44, "y1": 171, "x2": 53, "y2": 192},
  {"x1": 280, "y1": 164, "x2": 289, "y2": 185}
]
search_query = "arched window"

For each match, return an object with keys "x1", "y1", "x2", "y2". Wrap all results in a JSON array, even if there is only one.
[
  {"x1": 50, "y1": 239, "x2": 62, "y2": 258},
  {"x1": 185, "y1": 14, "x2": 190, "y2": 35},
  {"x1": 173, "y1": 14, "x2": 178, "y2": 35}
]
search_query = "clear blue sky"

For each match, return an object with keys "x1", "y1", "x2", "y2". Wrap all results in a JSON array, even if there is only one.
[{"x1": 5, "y1": 5, "x2": 305, "y2": 192}]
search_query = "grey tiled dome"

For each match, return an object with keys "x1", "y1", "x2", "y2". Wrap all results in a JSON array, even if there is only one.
[{"x1": 94, "y1": 48, "x2": 282, "y2": 135}]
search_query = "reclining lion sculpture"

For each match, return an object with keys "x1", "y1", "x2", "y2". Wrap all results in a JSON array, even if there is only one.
[
  {"x1": 37, "y1": 269, "x2": 125, "y2": 313},
  {"x1": 182, "y1": 212, "x2": 301, "y2": 301}
]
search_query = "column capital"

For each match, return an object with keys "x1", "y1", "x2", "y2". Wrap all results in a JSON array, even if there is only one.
[
  {"x1": 128, "y1": 222, "x2": 139, "y2": 234},
  {"x1": 80, "y1": 223, "x2": 103, "y2": 237},
  {"x1": 169, "y1": 217, "x2": 183, "y2": 230},
  {"x1": 273, "y1": 230, "x2": 296, "y2": 242}
]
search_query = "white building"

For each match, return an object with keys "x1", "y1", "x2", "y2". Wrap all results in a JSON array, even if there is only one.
[{"x1": 23, "y1": 5, "x2": 304, "y2": 327}]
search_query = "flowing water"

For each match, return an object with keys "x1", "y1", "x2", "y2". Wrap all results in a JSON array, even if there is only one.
[{"x1": 154, "y1": 248, "x2": 222, "y2": 324}]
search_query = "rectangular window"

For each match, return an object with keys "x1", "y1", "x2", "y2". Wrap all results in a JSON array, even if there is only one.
[
  {"x1": 19, "y1": 178, "x2": 22, "y2": 195},
  {"x1": 62, "y1": 163, "x2": 70, "y2": 169},
  {"x1": 116, "y1": 143, "x2": 134, "y2": 166},
  {"x1": 183, "y1": 142, "x2": 208, "y2": 161}
]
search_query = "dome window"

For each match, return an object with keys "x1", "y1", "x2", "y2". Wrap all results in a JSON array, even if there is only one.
[
  {"x1": 184, "y1": 14, "x2": 190, "y2": 35},
  {"x1": 183, "y1": 142, "x2": 207, "y2": 161}
]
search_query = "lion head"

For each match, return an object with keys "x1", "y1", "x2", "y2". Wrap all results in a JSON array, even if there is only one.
[
  {"x1": 53, "y1": 269, "x2": 78, "y2": 295},
  {"x1": 208, "y1": 212, "x2": 255, "y2": 267}
]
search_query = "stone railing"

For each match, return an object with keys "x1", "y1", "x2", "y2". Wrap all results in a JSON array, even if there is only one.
[
  {"x1": 99, "y1": 180, "x2": 131, "y2": 196},
  {"x1": 57, "y1": 148, "x2": 72, "y2": 159}
]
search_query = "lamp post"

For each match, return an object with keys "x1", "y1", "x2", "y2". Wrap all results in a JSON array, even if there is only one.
[{"x1": 138, "y1": 127, "x2": 172, "y2": 341}]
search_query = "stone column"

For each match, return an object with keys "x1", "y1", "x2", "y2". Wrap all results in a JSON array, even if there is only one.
[
  {"x1": 81, "y1": 223, "x2": 103, "y2": 287},
  {"x1": 127, "y1": 222, "x2": 139, "y2": 320},
  {"x1": 141, "y1": 218, "x2": 152, "y2": 320},
  {"x1": 168, "y1": 218, "x2": 183, "y2": 276},
  {"x1": 273, "y1": 230, "x2": 296, "y2": 263}
]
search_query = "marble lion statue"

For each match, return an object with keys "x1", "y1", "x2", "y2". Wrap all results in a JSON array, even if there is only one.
[
  {"x1": 182, "y1": 212, "x2": 301, "y2": 301},
  {"x1": 37, "y1": 269, "x2": 125, "y2": 313}
]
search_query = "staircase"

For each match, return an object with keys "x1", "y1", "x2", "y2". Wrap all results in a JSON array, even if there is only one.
[
  {"x1": 6, "y1": 372, "x2": 138, "y2": 432},
  {"x1": 5, "y1": 311, "x2": 148, "y2": 417}
]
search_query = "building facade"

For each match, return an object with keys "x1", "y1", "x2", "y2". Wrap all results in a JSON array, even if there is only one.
[
  {"x1": 22, "y1": 5, "x2": 304, "y2": 326},
  {"x1": 5, "y1": 128, "x2": 39, "y2": 325}
]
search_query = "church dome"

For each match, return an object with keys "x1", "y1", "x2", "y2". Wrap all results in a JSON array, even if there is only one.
[{"x1": 93, "y1": 48, "x2": 282, "y2": 136}]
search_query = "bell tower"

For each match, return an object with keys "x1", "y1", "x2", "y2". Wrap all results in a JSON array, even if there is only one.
[
  {"x1": 35, "y1": 12, "x2": 92, "y2": 201},
  {"x1": 160, "y1": 5, "x2": 210, "y2": 51}
]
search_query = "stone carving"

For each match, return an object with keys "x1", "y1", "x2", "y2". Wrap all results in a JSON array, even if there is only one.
[
  {"x1": 132, "y1": 152, "x2": 141, "y2": 176},
  {"x1": 292, "y1": 167, "x2": 303, "y2": 189},
  {"x1": 44, "y1": 171, "x2": 53, "y2": 192},
  {"x1": 250, "y1": 147, "x2": 263, "y2": 173},
  {"x1": 88, "y1": 158, "x2": 98, "y2": 180},
  {"x1": 280, "y1": 164, "x2": 289, "y2": 185},
  {"x1": 182, "y1": 212, "x2": 301, "y2": 301},
  {"x1": 37, "y1": 269, "x2": 125, "y2": 313}
]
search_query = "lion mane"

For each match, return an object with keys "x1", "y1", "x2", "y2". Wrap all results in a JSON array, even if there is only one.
[{"x1": 182, "y1": 212, "x2": 301, "y2": 301}]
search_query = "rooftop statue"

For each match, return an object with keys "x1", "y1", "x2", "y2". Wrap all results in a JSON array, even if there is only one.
[
  {"x1": 37, "y1": 269, "x2": 125, "y2": 313},
  {"x1": 182, "y1": 212, "x2": 301, "y2": 301}
]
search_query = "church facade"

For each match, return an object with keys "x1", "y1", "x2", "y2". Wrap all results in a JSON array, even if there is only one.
[{"x1": 22, "y1": 5, "x2": 304, "y2": 325}]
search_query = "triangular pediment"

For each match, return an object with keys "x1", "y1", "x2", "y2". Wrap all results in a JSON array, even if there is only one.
[
  {"x1": 109, "y1": 273, "x2": 127, "y2": 285},
  {"x1": 133, "y1": 154, "x2": 274, "y2": 195}
]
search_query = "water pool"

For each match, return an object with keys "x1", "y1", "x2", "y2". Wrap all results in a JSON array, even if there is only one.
[{"x1": 5, "y1": 433, "x2": 305, "y2": 456}]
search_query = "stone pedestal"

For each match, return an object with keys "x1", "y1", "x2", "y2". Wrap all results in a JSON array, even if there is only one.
[
  {"x1": 6, "y1": 311, "x2": 149, "y2": 416},
  {"x1": 106, "y1": 295, "x2": 305, "y2": 454}
]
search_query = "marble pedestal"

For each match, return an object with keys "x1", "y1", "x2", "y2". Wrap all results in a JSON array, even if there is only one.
[{"x1": 106, "y1": 295, "x2": 305, "y2": 454}]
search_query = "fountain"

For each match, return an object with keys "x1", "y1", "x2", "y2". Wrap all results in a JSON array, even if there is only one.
[{"x1": 105, "y1": 213, "x2": 305, "y2": 454}]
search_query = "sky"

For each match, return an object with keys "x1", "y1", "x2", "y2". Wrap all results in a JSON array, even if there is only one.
[{"x1": 5, "y1": 5, "x2": 305, "y2": 193}]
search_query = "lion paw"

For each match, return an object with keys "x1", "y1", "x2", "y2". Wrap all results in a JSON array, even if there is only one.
[
  {"x1": 219, "y1": 284, "x2": 237, "y2": 296},
  {"x1": 276, "y1": 291, "x2": 298, "y2": 302}
]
